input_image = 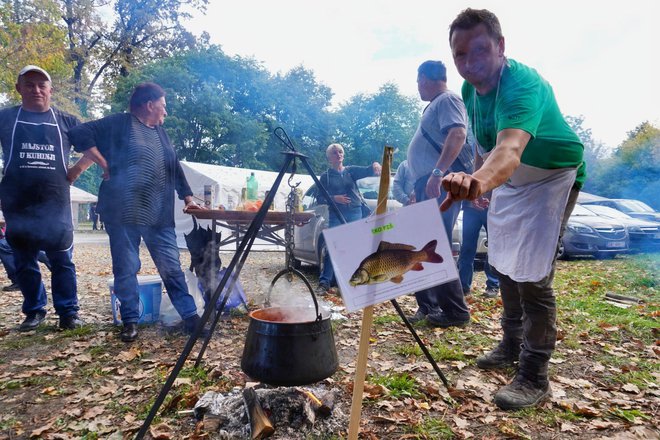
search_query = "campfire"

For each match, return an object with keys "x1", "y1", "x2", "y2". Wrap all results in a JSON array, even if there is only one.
[{"x1": 194, "y1": 385, "x2": 346, "y2": 439}]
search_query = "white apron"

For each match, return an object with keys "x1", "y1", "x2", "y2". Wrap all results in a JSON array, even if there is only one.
[{"x1": 487, "y1": 159, "x2": 577, "y2": 282}]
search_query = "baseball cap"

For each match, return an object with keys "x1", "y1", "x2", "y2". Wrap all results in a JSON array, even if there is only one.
[{"x1": 18, "y1": 65, "x2": 51, "y2": 82}]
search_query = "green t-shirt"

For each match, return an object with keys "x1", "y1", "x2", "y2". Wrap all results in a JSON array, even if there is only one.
[{"x1": 462, "y1": 58, "x2": 586, "y2": 188}]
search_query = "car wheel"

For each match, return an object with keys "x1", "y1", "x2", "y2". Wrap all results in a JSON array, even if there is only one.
[
  {"x1": 557, "y1": 240, "x2": 569, "y2": 260},
  {"x1": 317, "y1": 239, "x2": 328, "y2": 273}
]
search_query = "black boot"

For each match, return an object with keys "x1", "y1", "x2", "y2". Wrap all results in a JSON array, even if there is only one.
[
  {"x1": 183, "y1": 315, "x2": 209, "y2": 338},
  {"x1": 19, "y1": 311, "x2": 47, "y2": 332},
  {"x1": 476, "y1": 339, "x2": 521, "y2": 370},
  {"x1": 120, "y1": 323, "x2": 138, "y2": 342},
  {"x1": 494, "y1": 374, "x2": 551, "y2": 410}
]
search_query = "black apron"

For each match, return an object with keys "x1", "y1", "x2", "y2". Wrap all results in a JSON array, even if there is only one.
[{"x1": 1, "y1": 108, "x2": 73, "y2": 251}]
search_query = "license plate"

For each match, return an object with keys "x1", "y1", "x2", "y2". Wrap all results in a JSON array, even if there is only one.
[{"x1": 607, "y1": 241, "x2": 625, "y2": 248}]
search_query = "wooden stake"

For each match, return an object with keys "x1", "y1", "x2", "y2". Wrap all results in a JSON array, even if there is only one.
[{"x1": 347, "y1": 146, "x2": 393, "y2": 440}]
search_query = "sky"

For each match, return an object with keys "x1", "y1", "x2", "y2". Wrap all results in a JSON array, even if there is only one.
[{"x1": 185, "y1": 0, "x2": 660, "y2": 149}]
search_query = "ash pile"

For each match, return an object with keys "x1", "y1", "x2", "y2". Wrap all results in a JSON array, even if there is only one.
[{"x1": 194, "y1": 385, "x2": 347, "y2": 439}]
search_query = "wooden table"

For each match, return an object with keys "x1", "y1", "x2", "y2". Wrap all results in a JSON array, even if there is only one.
[{"x1": 188, "y1": 209, "x2": 313, "y2": 251}]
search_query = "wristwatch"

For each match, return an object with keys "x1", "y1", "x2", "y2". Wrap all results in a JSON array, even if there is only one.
[{"x1": 431, "y1": 168, "x2": 444, "y2": 177}]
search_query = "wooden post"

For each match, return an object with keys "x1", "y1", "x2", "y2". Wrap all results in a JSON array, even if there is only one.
[{"x1": 347, "y1": 146, "x2": 393, "y2": 439}]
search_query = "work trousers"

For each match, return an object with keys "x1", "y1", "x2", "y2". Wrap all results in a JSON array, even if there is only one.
[
  {"x1": 497, "y1": 187, "x2": 579, "y2": 382},
  {"x1": 412, "y1": 175, "x2": 469, "y2": 318},
  {"x1": 14, "y1": 246, "x2": 78, "y2": 318},
  {"x1": 105, "y1": 223, "x2": 198, "y2": 324}
]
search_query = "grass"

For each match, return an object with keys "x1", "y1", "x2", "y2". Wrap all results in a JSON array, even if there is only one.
[
  {"x1": 408, "y1": 417, "x2": 454, "y2": 439},
  {"x1": 373, "y1": 313, "x2": 401, "y2": 326},
  {"x1": 369, "y1": 372, "x2": 421, "y2": 399}
]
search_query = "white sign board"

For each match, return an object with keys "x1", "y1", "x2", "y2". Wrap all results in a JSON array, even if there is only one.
[{"x1": 323, "y1": 199, "x2": 458, "y2": 312}]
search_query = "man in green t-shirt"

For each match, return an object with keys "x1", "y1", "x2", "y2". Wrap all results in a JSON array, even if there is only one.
[{"x1": 443, "y1": 8, "x2": 585, "y2": 410}]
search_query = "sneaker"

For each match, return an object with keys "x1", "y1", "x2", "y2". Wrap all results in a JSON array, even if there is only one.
[
  {"x1": 316, "y1": 283, "x2": 330, "y2": 296},
  {"x1": 2, "y1": 282, "x2": 20, "y2": 292},
  {"x1": 476, "y1": 340, "x2": 520, "y2": 370},
  {"x1": 406, "y1": 309, "x2": 427, "y2": 324},
  {"x1": 59, "y1": 314, "x2": 85, "y2": 330},
  {"x1": 19, "y1": 311, "x2": 47, "y2": 332},
  {"x1": 426, "y1": 311, "x2": 470, "y2": 328},
  {"x1": 494, "y1": 375, "x2": 551, "y2": 410},
  {"x1": 484, "y1": 287, "x2": 499, "y2": 298},
  {"x1": 120, "y1": 323, "x2": 139, "y2": 342}
]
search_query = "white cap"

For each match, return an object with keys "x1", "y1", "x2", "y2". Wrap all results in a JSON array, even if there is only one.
[{"x1": 18, "y1": 65, "x2": 51, "y2": 82}]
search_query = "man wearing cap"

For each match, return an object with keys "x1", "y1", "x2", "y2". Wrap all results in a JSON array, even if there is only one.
[
  {"x1": 406, "y1": 60, "x2": 473, "y2": 328},
  {"x1": 0, "y1": 65, "x2": 84, "y2": 331}
]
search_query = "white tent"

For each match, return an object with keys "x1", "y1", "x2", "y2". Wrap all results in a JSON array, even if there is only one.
[
  {"x1": 70, "y1": 186, "x2": 97, "y2": 229},
  {"x1": 175, "y1": 161, "x2": 316, "y2": 248}
]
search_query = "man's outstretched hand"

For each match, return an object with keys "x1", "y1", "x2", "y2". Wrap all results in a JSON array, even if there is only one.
[{"x1": 440, "y1": 172, "x2": 485, "y2": 211}]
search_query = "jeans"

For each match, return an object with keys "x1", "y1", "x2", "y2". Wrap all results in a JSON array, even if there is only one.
[
  {"x1": 319, "y1": 206, "x2": 362, "y2": 287},
  {"x1": 105, "y1": 222, "x2": 198, "y2": 324},
  {"x1": 412, "y1": 175, "x2": 469, "y2": 317},
  {"x1": 457, "y1": 204, "x2": 499, "y2": 293},
  {"x1": 13, "y1": 245, "x2": 78, "y2": 318},
  {"x1": 497, "y1": 187, "x2": 579, "y2": 382},
  {"x1": 0, "y1": 238, "x2": 52, "y2": 283}
]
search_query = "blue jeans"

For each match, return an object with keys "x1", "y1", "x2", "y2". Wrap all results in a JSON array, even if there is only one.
[
  {"x1": 457, "y1": 204, "x2": 499, "y2": 293},
  {"x1": 13, "y1": 245, "x2": 78, "y2": 318},
  {"x1": 319, "y1": 206, "x2": 362, "y2": 287},
  {"x1": 412, "y1": 176, "x2": 469, "y2": 318},
  {"x1": 105, "y1": 223, "x2": 198, "y2": 324},
  {"x1": 0, "y1": 238, "x2": 51, "y2": 283}
]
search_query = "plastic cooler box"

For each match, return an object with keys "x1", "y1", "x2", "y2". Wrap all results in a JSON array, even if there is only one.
[{"x1": 108, "y1": 275, "x2": 163, "y2": 325}]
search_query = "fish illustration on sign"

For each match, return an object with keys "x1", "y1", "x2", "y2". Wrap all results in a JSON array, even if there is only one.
[{"x1": 349, "y1": 239, "x2": 443, "y2": 286}]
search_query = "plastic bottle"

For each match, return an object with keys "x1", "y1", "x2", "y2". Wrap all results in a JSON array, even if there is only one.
[{"x1": 246, "y1": 172, "x2": 258, "y2": 200}]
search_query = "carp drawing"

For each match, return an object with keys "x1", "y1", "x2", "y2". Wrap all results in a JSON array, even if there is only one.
[{"x1": 349, "y1": 239, "x2": 443, "y2": 286}]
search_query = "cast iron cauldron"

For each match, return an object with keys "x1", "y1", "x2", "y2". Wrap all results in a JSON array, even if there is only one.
[{"x1": 241, "y1": 269, "x2": 338, "y2": 386}]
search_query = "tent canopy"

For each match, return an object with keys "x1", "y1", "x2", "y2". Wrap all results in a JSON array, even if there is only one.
[{"x1": 175, "y1": 161, "x2": 316, "y2": 248}]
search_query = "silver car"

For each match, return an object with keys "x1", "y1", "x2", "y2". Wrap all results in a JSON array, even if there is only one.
[
  {"x1": 559, "y1": 204, "x2": 629, "y2": 259},
  {"x1": 291, "y1": 176, "x2": 402, "y2": 269},
  {"x1": 581, "y1": 204, "x2": 660, "y2": 252},
  {"x1": 291, "y1": 176, "x2": 481, "y2": 268}
]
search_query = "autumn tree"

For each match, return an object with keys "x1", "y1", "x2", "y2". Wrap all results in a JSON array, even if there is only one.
[{"x1": 334, "y1": 83, "x2": 421, "y2": 167}]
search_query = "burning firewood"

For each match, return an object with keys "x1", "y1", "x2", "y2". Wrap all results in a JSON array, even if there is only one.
[
  {"x1": 295, "y1": 387, "x2": 334, "y2": 417},
  {"x1": 242, "y1": 387, "x2": 274, "y2": 439}
]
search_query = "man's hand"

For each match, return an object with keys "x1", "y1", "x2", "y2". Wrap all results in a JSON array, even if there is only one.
[
  {"x1": 372, "y1": 162, "x2": 382, "y2": 176},
  {"x1": 439, "y1": 172, "x2": 485, "y2": 211},
  {"x1": 183, "y1": 197, "x2": 202, "y2": 213},
  {"x1": 425, "y1": 174, "x2": 442, "y2": 199},
  {"x1": 66, "y1": 164, "x2": 83, "y2": 184}
]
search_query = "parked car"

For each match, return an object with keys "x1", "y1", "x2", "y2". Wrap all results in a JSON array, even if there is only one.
[
  {"x1": 292, "y1": 176, "x2": 468, "y2": 268},
  {"x1": 581, "y1": 204, "x2": 660, "y2": 252},
  {"x1": 292, "y1": 176, "x2": 402, "y2": 269},
  {"x1": 559, "y1": 204, "x2": 629, "y2": 259},
  {"x1": 581, "y1": 198, "x2": 660, "y2": 222}
]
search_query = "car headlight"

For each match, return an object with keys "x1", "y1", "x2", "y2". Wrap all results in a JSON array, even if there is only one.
[{"x1": 567, "y1": 222, "x2": 594, "y2": 233}]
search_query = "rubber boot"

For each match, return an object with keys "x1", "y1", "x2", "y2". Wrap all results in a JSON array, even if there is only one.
[{"x1": 476, "y1": 338, "x2": 521, "y2": 370}]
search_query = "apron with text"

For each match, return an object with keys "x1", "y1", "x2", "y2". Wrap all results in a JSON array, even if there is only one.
[
  {"x1": 486, "y1": 157, "x2": 577, "y2": 283},
  {"x1": 1, "y1": 108, "x2": 73, "y2": 251}
]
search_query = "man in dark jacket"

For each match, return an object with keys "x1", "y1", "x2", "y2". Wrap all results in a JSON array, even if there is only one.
[
  {"x1": 0, "y1": 65, "x2": 84, "y2": 331},
  {"x1": 68, "y1": 82, "x2": 201, "y2": 342}
]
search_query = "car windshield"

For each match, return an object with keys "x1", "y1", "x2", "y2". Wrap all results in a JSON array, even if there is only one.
[
  {"x1": 585, "y1": 205, "x2": 631, "y2": 219},
  {"x1": 357, "y1": 176, "x2": 394, "y2": 200},
  {"x1": 571, "y1": 204, "x2": 596, "y2": 216},
  {"x1": 617, "y1": 200, "x2": 654, "y2": 212}
]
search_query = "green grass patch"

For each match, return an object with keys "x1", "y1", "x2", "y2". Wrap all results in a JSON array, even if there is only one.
[
  {"x1": 430, "y1": 341, "x2": 466, "y2": 362},
  {"x1": 408, "y1": 416, "x2": 454, "y2": 439},
  {"x1": 369, "y1": 372, "x2": 421, "y2": 399},
  {"x1": 373, "y1": 313, "x2": 400, "y2": 326},
  {"x1": 608, "y1": 408, "x2": 652, "y2": 423},
  {"x1": 394, "y1": 343, "x2": 423, "y2": 357}
]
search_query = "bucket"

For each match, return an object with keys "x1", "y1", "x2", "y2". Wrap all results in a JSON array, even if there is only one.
[{"x1": 108, "y1": 275, "x2": 163, "y2": 325}]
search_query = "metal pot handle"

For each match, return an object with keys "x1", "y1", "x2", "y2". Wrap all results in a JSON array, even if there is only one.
[{"x1": 265, "y1": 268, "x2": 322, "y2": 322}]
